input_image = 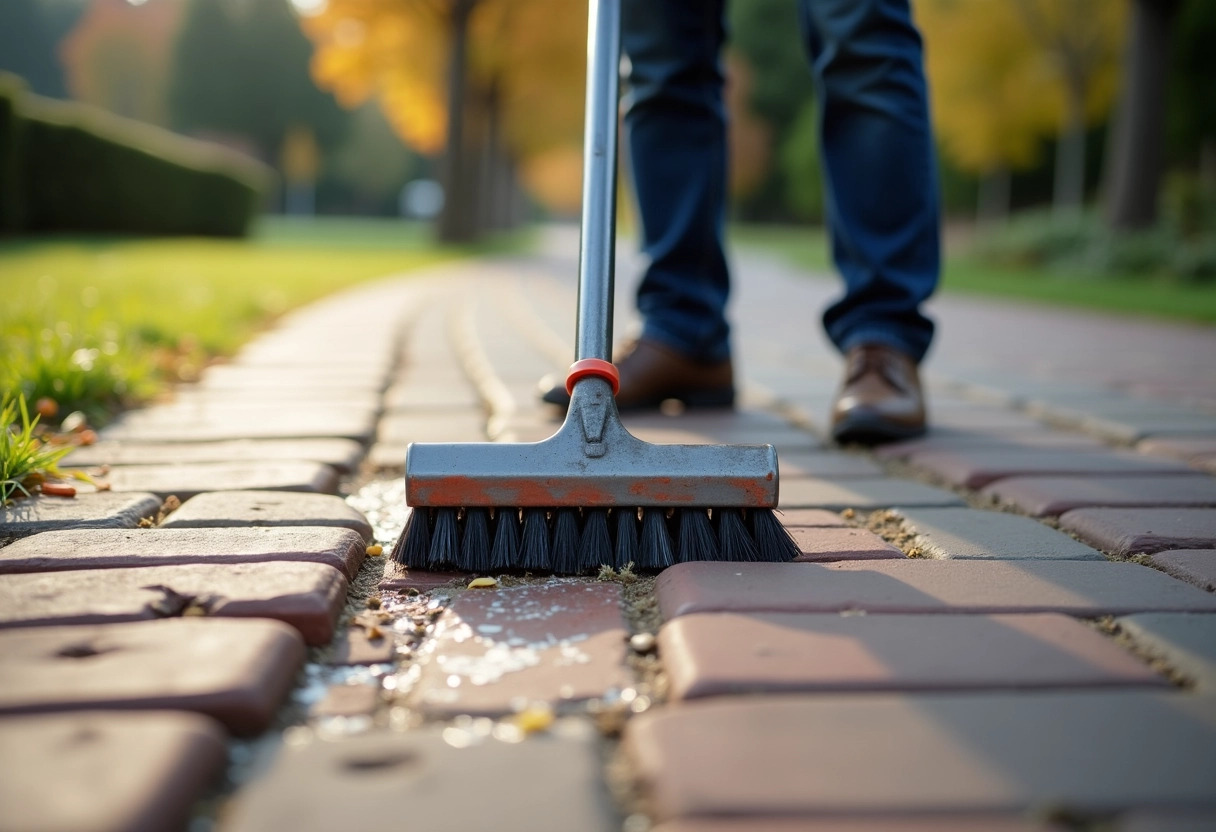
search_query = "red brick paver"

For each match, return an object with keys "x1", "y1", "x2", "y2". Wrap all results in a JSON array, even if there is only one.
[
  {"x1": 981, "y1": 474, "x2": 1216, "y2": 517},
  {"x1": 789, "y1": 527, "x2": 903, "y2": 561},
  {"x1": 0, "y1": 526, "x2": 367, "y2": 579},
  {"x1": 0, "y1": 561, "x2": 347, "y2": 645},
  {"x1": 1118, "y1": 613, "x2": 1216, "y2": 691},
  {"x1": 906, "y1": 448, "x2": 1194, "y2": 489},
  {"x1": 0, "y1": 618, "x2": 304, "y2": 735},
  {"x1": 410, "y1": 582, "x2": 632, "y2": 716},
  {"x1": 778, "y1": 477, "x2": 964, "y2": 510},
  {"x1": 659, "y1": 612, "x2": 1164, "y2": 699},
  {"x1": 657, "y1": 560, "x2": 1216, "y2": 619},
  {"x1": 1149, "y1": 550, "x2": 1216, "y2": 592},
  {"x1": 221, "y1": 722, "x2": 618, "y2": 832},
  {"x1": 624, "y1": 692, "x2": 1216, "y2": 820},
  {"x1": 0, "y1": 711, "x2": 226, "y2": 832},
  {"x1": 102, "y1": 460, "x2": 340, "y2": 499},
  {"x1": 1058, "y1": 508, "x2": 1216, "y2": 555}
]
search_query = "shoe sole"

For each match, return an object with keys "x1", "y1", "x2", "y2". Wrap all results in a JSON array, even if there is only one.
[{"x1": 831, "y1": 413, "x2": 926, "y2": 446}]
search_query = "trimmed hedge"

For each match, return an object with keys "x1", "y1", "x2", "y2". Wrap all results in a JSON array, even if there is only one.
[{"x1": 0, "y1": 74, "x2": 271, "y2": 237}]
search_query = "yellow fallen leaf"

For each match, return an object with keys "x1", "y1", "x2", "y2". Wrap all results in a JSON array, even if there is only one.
[
  {"x1": 366, "y1": 544, "x2": 383, "y2": 557},
  {"x1": 512, "y1": 705, "x2": 554, "y2": 735},
  {"x1": 467, "y1": 577, "x2": 498, "y2": 589}
]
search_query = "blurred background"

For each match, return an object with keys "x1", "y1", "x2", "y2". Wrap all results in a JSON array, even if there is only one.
[{"x1": 1, "y1": 0, "x2": 1215, "y2": 427}]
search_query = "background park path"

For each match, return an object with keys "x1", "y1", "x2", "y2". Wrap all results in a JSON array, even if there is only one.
[{"x1": 1, "y1": 226, "x2": 1215, "y2": 831}]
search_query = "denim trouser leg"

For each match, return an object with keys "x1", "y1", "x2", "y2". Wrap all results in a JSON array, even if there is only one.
[
  {"x1": 800, "y1": 0, "x2": 939, "y2": 362},
  {"x1": 622, "y1": 0, "x2": 732, "y2": 363},
  {"x1": 623, "y1": 0, "x2": 939, "y2": 365}
]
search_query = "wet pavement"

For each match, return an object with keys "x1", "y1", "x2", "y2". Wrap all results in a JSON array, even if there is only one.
[{"x1": 2, "y1": 226, "x2": 1216, "y2": 830}]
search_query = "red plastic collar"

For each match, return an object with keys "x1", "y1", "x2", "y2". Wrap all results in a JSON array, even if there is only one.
[{"x1": 565, "y1": 358, "x2": 620, "y2": 396}]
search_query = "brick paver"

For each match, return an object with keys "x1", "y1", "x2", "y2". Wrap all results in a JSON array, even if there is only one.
[
  {"x1": 906, "y1": 448, "x2": 1194, "y2": 489},
  {"x1": 1057, "y1": 508, "x2": 1216, "y2": 555},
  {"x1": 0, "y1": 618, "x2": 304, "y2": 734},
  {"x1": 102, "y1": 460, "x2": 340, "y2": 499},
  {"x1": 101, "y1": 405, "x2": 379, "y2": 443},
  {"x1": 873, "y1": 431, "x2": 1106, "y2": 461},
  {"x1": 1118, "y1": 613, "x2": 1216, "y2": 691},
  {"x1": 328, "y1": 630, "x2": 395, "y2": 665},
  {"x1": 0, "y1": 491, "x2": 162, "y2": 537},
  {"x1": 624, "y1": 692, "x2": 1216, "y2": 819},
  {"x1": 410, "y1": 582, "x2": 632, "y2": 716},
  {"x1": 310, "y1": 683, "x2": 380, "y2": 718},
  {"x1": 660, "y1": 612, "x2": 1164, "y2": 699},
  {"x1": 0, "y1": 561, "x2": 347, "y2": 644},
  {"x1": 891, "y1": 507, "x2": 1106, "y2": 560},
  {"x1": 778, "y1": 478, "x2": 965, "y2": 510},
  {"x1": 771, "y1": 449, "x2": 883, "y2": 478},
  {"x1": 221, "y1": 722, "x2": 618, "y2": 832},
  {"x1": 788, "y1": 527, "x2": 903, "y2": 561},
  {"x1": 0, "y1": 526, "x2": 367, "y2": 579},
  {"x1": 774, "y1": 508, "x2": 849, "y2": 527},
  {"x1": 1149, "y1": 550, "x2": 1216, "y2": 592},
  {"x1": 65, "y1": 437, "x2": 366, "y2": 473},
  {"x1": 0, "y1": 711, "x2": 227, "y2": 832},
  {"x1": 981, "y1": 474, "x2": 1216, "y2": 516},
  {"x1": 651, "y1": 819, "x2": 1064, "y2": 832},
  {"x1": 160, "y1": 490, "x2": 372, "y2": 540},
  {"x1": 657, "y1": 560, "x2": 1216, "y2": 619}
]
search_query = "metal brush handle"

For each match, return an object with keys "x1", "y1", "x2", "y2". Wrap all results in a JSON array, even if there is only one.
[{"x1": 574, "y1": 0, "x2": 621, "y2": 363}]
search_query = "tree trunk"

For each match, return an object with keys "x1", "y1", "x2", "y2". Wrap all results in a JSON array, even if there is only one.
[
  {"x1": 436, "y1": 0, "x2": 477, "y2": 243},
  {"x1": 977, "y1": 166, "x2": 1012, "y2": 226},
  {"x1": 1103, "y1": 0, "x2": 1181, "y2": 230},
  {"x1": 1054, "y1": 84, "x2": 1087, "y2": 217}
]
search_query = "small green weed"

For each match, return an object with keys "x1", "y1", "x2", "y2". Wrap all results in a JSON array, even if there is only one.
[{"x1": 0, "y1": 395, "x2": 79, "y2": 505}]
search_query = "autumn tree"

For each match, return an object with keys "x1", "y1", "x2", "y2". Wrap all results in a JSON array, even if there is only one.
[{"x1": 303, "y1": 0, "x2": 586, "y2": 241}]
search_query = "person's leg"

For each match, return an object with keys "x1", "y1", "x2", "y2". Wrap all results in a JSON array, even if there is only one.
[
  {"x1": 799, "y1": 0, "x2": 939, "y2": 362},
  {"x1": 623, "y1": 0, "x2": 731, "y2": 364}
]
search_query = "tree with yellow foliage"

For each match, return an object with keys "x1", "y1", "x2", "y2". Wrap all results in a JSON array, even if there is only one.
[
  {"x1": 301, "y1": 0, "x2": 586, "y2": 240},
  {"x1": 918, "y1": 0, "x2": 1125, "y2": 219}
]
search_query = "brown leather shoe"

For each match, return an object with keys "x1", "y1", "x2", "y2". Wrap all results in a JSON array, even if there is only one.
[
  {"x1": 540, "y1": 338, "x2": 734, "y2": 410},
  {"x1": 830, "y1": 343, "x2": 927, "y2": 445}
]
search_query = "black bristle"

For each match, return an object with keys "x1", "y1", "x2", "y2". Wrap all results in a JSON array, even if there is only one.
[
  {"x1": 717, "y1": 508, "x2": 759, "y2": 562},
  {"x1": 577, "y1": 508, "x2": 612, "y2": 572},
  {"x1": 613, "y1": 508, "x2": 639, "y2": 569},
  {"x1": 391, "y1": 507, "x2": 431, "y2": 567},
  {"x1": 427, "y1": 507, "x2": 460, "y2": 568},
  {"x1": 460, "y1": 507, "x2": 491, "y2": 572},
  {"x1": 751, "y1": 508, "x2": 802, "y2": 562},
  {"x1": 638, "y1": 507, "x2": 675, "y2": 570},
  {"x1": 518, "y1": 508, "x2": 552, "y2": 571},
  {"x1": 676, "y1": 508, "x2": 718, "y2": 562},
  {"x1": 551, "y1": 507, "x2": 582, "y2": 575},
  {"x1": 490, "y1": 508, "x2": 520, "y2": 571}
]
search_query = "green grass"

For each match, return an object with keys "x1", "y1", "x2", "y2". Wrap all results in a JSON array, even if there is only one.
[
  {"x1": 1, "y1": 217, "x2": 530, "y2": 424},
  {"x1": 730, "y1": 222, "x2": 1216, "y2": 324},
  {"x1": 1, "y1": 395, "x2": 78, "y2": 505}
]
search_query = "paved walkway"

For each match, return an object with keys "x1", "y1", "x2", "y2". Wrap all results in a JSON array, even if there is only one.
[{"x1": 2, "y1": 228, "x2": 1216, "y2": 831}]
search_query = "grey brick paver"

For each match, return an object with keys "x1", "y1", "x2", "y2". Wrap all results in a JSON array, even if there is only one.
[
  {"x1": 657, "y1": 560, "x2": 1216, "y2": 619},
  {"x1": 1058, "y1": 508, "x2": 1216, "y2": 555},
  {"x1": 778, "y1": 478, "x2": 965, "y2": 510},
  {"x1": 100, "y1": 407, "x2": 378, "y2": 443},
  {"x1": 0, "y1": 561, "x2": 348, "y2": 645},
  {"x1": 652, "y1": 817, "x2": 1066, "y2": 831},
  {"x1": 411, "y1": 582, "x2": 631, "y2": 716},
  {"x1": 660, "y1": 612, "x2": 1165, "y2": 699},
  {"x1": 774, "y1": 449, "x2": 884, "y2": 478},
  {"x1": 892, "y1": 507, "x2": 1106, "y2": 560},
  {"x1": 0, "y1": 711, "x2": 227, "y2": 832},
  {"x1": 160, "y1": 490, "x2": 373, "y2": 540},
  {"x1": 221, "y1": 722, "x2": 617, "y2": 832},
  {"x1": 874, "y1": 432, "x2": 1106, "y2": 461},
  {"x1": 102, "y1": 460, "x2": 340, "y2": 499},
  {"x1": 1149, "y1": 550, "x2": 1216, "y2": 592},
  {"x1": 376, "y1": 412, "x2": 488, "y2": 443},
  {"x1": 0, "y1": 526, "x2": 367, "y2": 579},
  {"x1": 1118, "y1": 613, "x2": 1216, "y2": 691},
  {"x1": 0, "y1": 491, "x2": 162, "y2": 538},
  {"x1": 0, "y1": 618, "x2": 304, "y2": 735},
  {"x1": 981, "y1": 474, "x2": 1216, "y2": 516},
  {"x1": 624, "y1": 692, "x2": 1216, "y2": 820},
  {"x1": 310, "y1": 683, "x2": 380, "y2": 718}
]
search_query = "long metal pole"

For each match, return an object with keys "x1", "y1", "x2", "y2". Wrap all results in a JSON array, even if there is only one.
[{"x1": 574, "y1": 0, "x2": 621, "y2": 362}]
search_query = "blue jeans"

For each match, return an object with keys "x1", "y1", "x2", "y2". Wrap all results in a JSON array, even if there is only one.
[{"x1": 623, "y1": 0, "x2": 939, "y2": 364}]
